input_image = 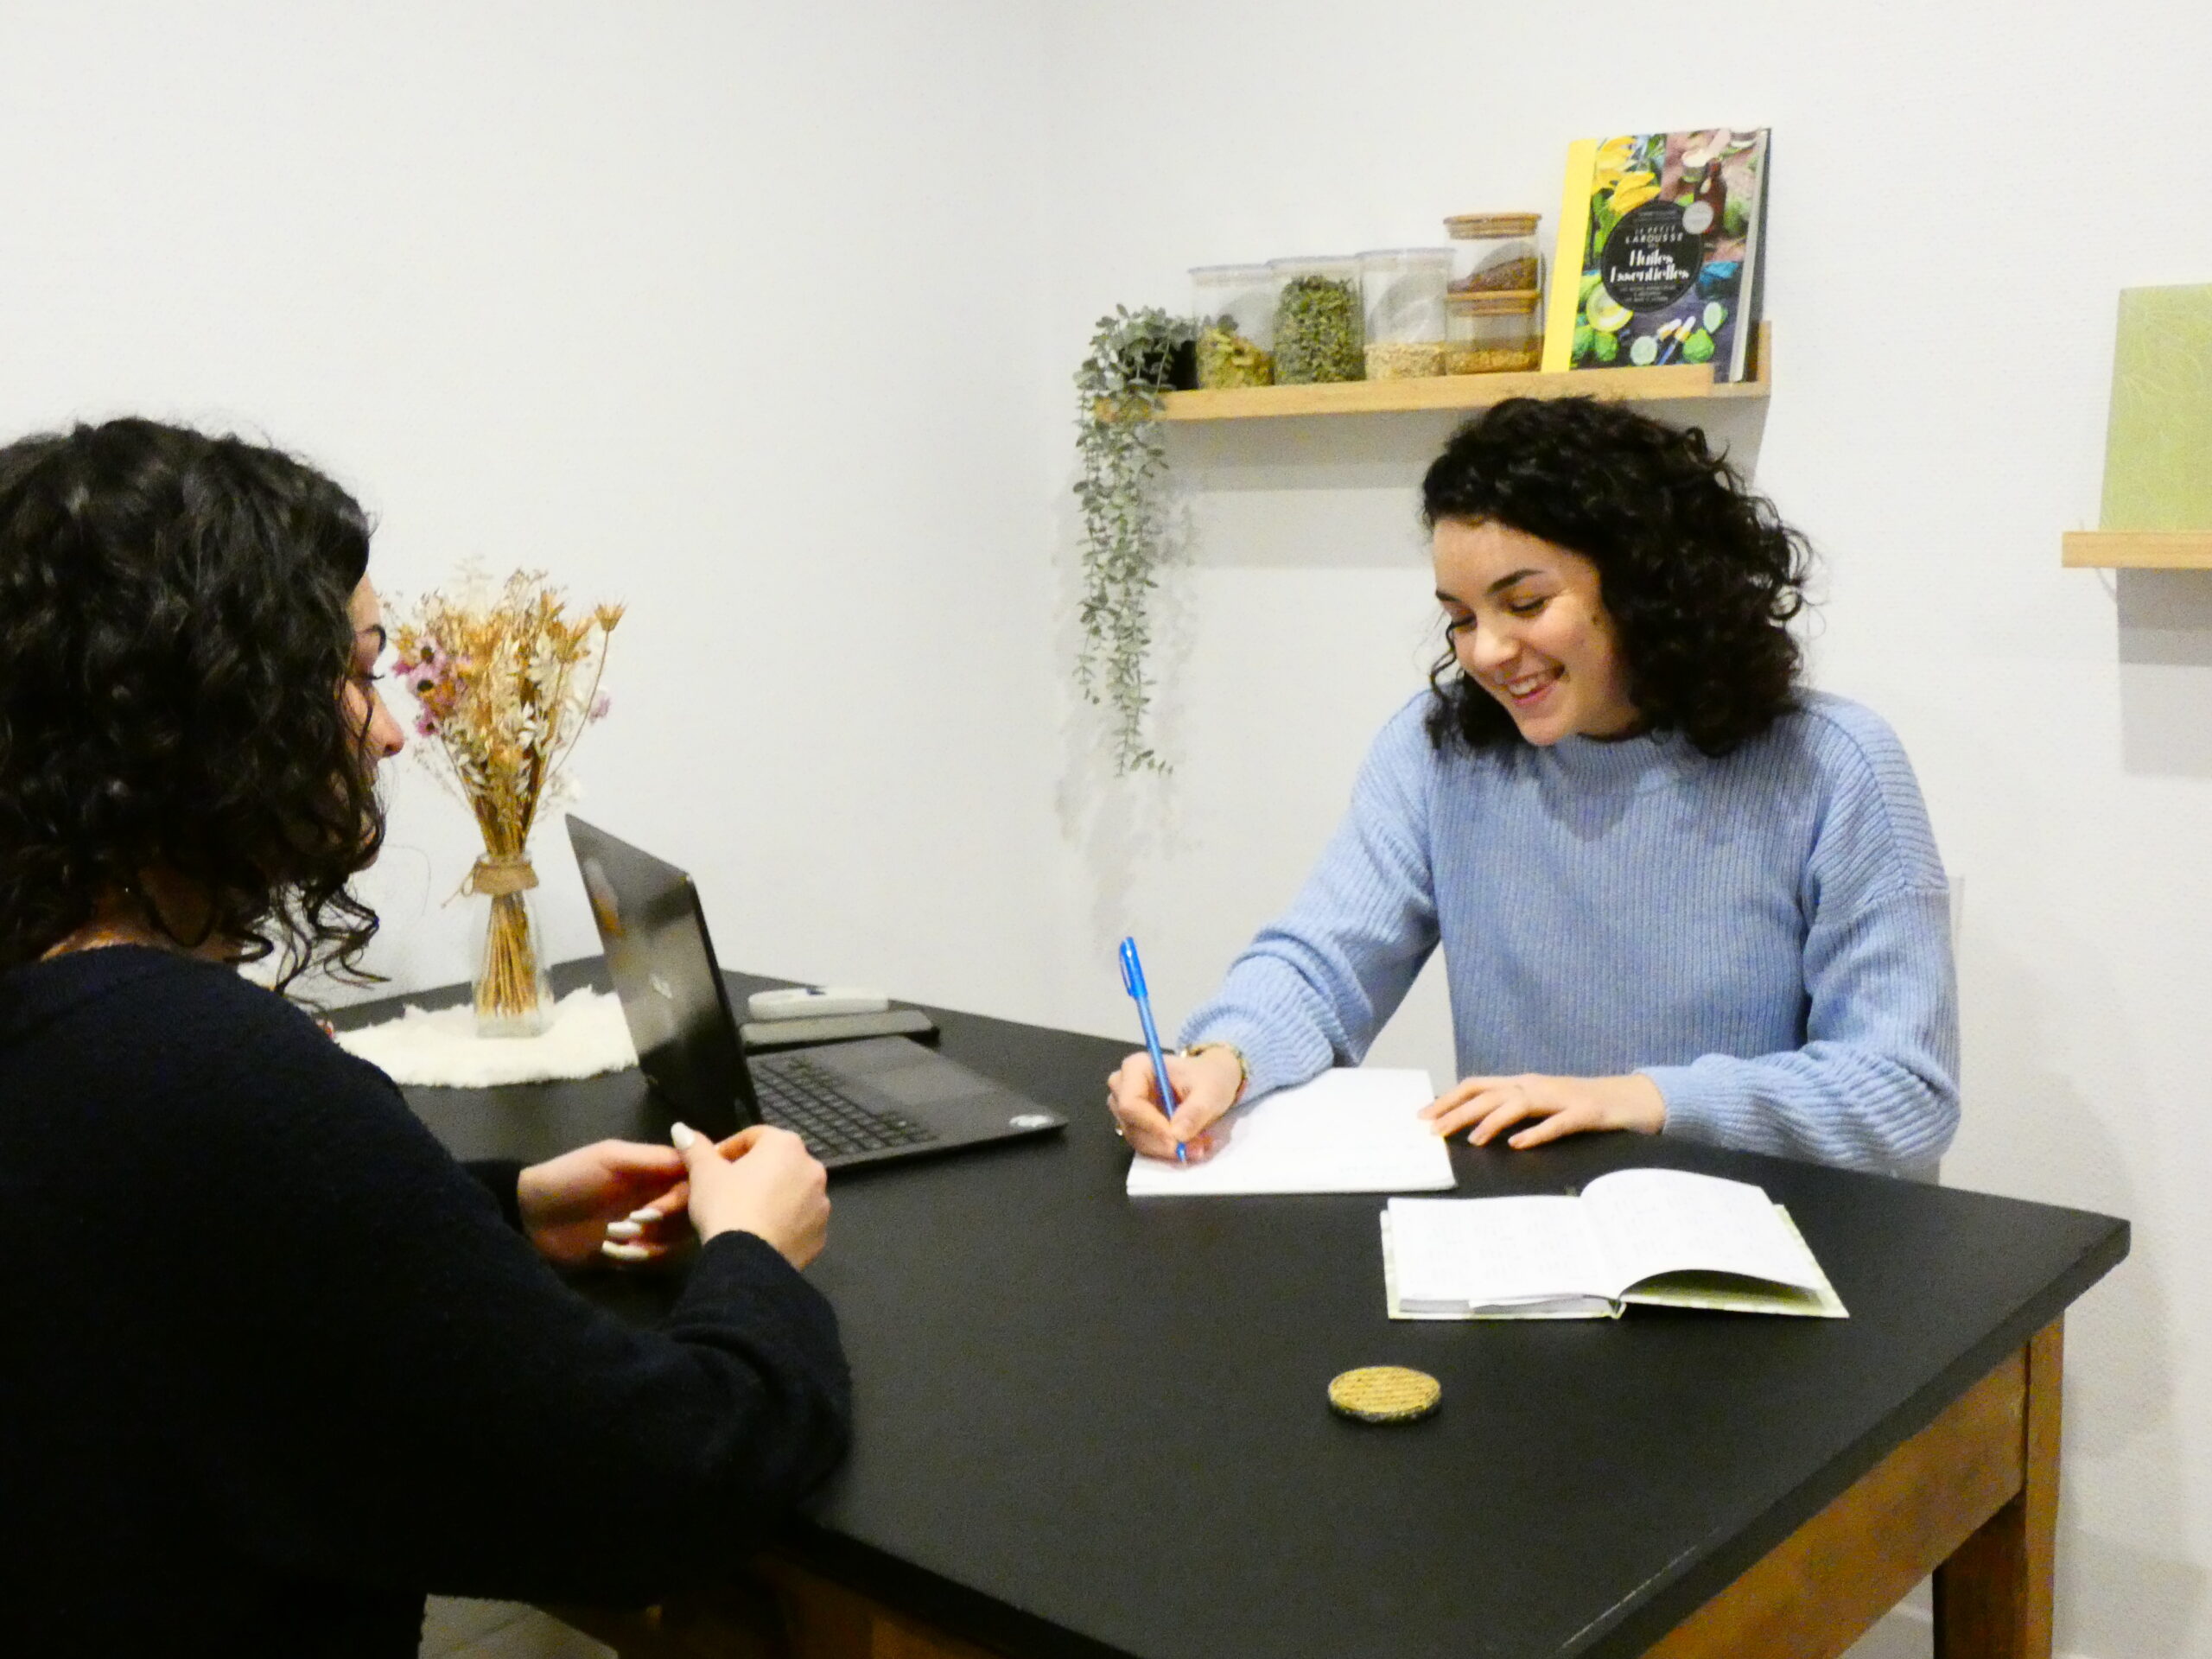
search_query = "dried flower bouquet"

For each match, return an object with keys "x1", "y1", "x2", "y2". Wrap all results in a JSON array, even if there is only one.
[{"x1": 391, "y1": 571, "x2": 621, "y2": 1036}]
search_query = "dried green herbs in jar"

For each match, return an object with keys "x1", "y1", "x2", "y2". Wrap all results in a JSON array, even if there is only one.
[
  {"x1": 1198, "y1": 324, "x2": 1274, "y2": 389},
  {"x1": 1274, "y1": 275, "x2": 1363, "y2": 384}
]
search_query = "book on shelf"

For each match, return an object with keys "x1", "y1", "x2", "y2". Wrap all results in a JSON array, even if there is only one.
[
  {"x1": 2098, "y1": 283, "x2": 2212, "y2": 533},
  {"x1": 1381, "y1": 1166, "x2": 1845, "y2": 1321},
  {"x1": 1541, "y1": 128, "x2": 1770, "y2": 383}
]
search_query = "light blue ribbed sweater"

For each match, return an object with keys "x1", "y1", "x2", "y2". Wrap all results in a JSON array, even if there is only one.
[{"x1": 1181, "y1": 691, "x2": 1959, "y2": 1178}]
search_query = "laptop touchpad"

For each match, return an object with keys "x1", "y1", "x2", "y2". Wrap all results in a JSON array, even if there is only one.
[{"x1": 864, "y1": 1058, "x2": 986, "y2": 1105}]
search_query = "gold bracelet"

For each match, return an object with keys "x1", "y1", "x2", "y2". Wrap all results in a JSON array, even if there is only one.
[{"x1": 1180, "y1": 1041, "x2": 1249, "y2": 1103}]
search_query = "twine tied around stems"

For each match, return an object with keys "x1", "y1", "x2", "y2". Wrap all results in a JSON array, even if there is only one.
[
  {"x1": 462, "y1": 855, "x2": 540, "y2": 899},
  {"x1": 465, "y1": 852, "x2": 548, "y2": 1033}
]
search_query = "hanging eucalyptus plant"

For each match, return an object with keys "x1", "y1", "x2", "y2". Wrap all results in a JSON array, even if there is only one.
[{"x1": 1072, "y1": 305, "x2": 1196, "y2": 774}]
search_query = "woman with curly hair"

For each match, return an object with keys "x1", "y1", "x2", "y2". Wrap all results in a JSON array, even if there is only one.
[
  {"x1": 0, "y1": 418, "x2": 849, "y2": 1654},
  {"x1": 1108, "y1": 397, "x2": 1957, "y2": 1179}
]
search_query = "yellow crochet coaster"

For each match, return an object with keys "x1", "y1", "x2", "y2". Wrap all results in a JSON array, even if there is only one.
[{"x1": 1326, "y1": 1365, "x2": 1441, "y2": 1424}]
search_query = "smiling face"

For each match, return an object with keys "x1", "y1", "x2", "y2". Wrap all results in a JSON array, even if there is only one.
[{"x1": 1432, "y1": 518, "x2": 1639, "y2": 746}]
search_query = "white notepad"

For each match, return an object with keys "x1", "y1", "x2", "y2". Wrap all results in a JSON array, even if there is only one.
[{"x1": 1124, "y1": 1068, "x2": 1455, "y2": 1197}]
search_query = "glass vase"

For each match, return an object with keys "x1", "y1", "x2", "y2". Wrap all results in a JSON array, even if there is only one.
[{"x1": 470, "y1": 851, "x2": 554, "y2": 1039}]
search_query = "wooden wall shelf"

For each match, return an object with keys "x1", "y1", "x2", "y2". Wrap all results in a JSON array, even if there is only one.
[
  {"x1": 2062, "y1": 531, "x2": 2212, "y2": 569},
  {"x1": 1148, "y1": 322, "x2": 1770, "y2": 423}
]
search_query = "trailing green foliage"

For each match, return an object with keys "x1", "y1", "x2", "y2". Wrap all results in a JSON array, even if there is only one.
[{"x1": 1072, "y1": 306, "x2": 1193, "y2": 774}]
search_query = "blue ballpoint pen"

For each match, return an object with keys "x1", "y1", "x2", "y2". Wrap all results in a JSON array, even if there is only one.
[{"x1": 1117, "y1": 936, "x2": 1187, "y2": 1164}]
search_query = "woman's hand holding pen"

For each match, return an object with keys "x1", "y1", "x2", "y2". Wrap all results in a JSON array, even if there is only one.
[
  {"x1": 1420, "y1": 1071, "x2": 1666, "y2": 1148},
  {"x1": 1107, "y1": 1046, "x2": 1244, "y2": 1162}
]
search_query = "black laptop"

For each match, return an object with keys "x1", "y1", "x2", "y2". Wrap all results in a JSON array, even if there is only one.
[{"x1": 566, "y1": 816, "x2": 1066, "y2": 1170}]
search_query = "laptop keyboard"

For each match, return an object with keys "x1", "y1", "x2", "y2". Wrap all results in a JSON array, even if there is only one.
[{"x1": 753, "y1": 1054, "x2": 938, "y2": 1160}]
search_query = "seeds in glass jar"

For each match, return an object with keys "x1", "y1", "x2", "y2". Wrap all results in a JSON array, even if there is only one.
[
  {"x1": 1445, "y1": 344, "x2": 1542, "y2": 374},
  {"x1": 1364, "y1": 340, "x2": 1446, "y2": 379},
  {"x1": 1274, "y1": 276, "x2": 1363, "y2": 384},
  {"x1": 1449, "y1": 254, "x2": 1541, "y2": 294},
  {"x1": 1198, "y1": 325, "x2": 1274, "y2": 389}
]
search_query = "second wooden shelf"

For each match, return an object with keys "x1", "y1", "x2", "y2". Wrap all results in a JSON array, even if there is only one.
[{"x1": 2061, "y1": 531, "x2": 2212, "y2": 569}]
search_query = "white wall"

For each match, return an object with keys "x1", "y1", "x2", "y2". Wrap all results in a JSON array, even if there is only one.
[
  {"x1": 0, "y1": 0, "x2": 1083, "y2": 1027},
  {"x1": 3, "y1": 3, "x2": 2207, "y2": 1655}
]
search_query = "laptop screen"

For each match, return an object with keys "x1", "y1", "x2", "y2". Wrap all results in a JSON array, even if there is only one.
[{"x1": 566, "y1": 815, "x2": 759, "y2": 1139}]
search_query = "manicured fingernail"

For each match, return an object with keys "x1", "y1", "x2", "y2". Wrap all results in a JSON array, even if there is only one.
[
  {"x1": 605, "y1": 1220, "x2": 643, "y2": 1240},
  {"x1": 671, "y1": 1122, "x2": 696, "y2": 1151},
  {"x1": 601, "y1": 1241, "x2": 652, "y2": 1262},
  {"x1": 626, "y1": 1207, "x2": 662, "y2": 1224}
]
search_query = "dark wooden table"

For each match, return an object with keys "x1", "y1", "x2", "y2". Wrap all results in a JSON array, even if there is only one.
[{"x1": 373, "y1": 963, "x2": 2127, "y2": 1659}]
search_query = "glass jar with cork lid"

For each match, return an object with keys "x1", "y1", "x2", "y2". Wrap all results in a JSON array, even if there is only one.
[
  {"x1": 1444, "y1": 289, "x2": 1543, "y2": 375},
  {"x1": 1445, "y1": 213, "x2": 1542, "y2": 296},
  {"x1": 1190, "y1": 264, "x2": 1276, "y2": 389},
  {"x1": 1357, "y1": 249, "x2": 1452, "y2": 379}
]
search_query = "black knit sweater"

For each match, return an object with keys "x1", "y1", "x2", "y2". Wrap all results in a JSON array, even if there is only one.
[{"x1": 0, "y1": 946, "x2": 851, "y2": 1656}]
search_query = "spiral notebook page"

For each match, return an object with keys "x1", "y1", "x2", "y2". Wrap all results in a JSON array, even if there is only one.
[{"x1": 1125, "y1": 1069, "x2": 1454, "y2": 1196}]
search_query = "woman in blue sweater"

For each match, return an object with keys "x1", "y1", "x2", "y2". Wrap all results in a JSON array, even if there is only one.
[{"x1": 1108, "y1": 397, "x2": 1958, "y2": 1179}]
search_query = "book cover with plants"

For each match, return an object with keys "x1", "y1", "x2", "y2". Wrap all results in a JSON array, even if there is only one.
[{"x1": 1541, "y1": 129, "x2": 1769, "y2": 382}]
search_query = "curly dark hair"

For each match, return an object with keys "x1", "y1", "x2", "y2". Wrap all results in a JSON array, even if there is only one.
[
  {"x1": 1421, "y1": 397, "x2": 1811, "y2": 757},
  {"x1": 0, "y1": 417, "x2": 385, "y2": 985}
]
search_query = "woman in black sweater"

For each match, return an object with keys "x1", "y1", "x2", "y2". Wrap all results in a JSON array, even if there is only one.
[{"x1": 0, "y1": 419, "x2": 851, "y2": 1655}]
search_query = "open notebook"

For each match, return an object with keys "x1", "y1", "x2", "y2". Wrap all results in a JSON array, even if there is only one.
[{"x1": 1382, "y1": 1166, "x2": 1847, "y2": 1320}]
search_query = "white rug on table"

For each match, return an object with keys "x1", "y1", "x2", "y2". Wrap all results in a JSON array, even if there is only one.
[{"x1": 334, "y1": 986, "x2": 638, "y2": 1087}]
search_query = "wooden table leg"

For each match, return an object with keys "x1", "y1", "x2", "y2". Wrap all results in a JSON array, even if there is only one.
[
  {"x1": 1642, "y1": 1344, "x2": 2026, "y2": 1658},
  {"x1": 549, "y1": 1561, "x2": 1006, "y2": 1659},
  {"x1": 545, "y1": 1578, "x2": 787, "y2": 1659},
  {"x1": 761, "y1": 1559, "x2": 1004, "y2": 1659},
  {"x1": 1934, "y1": 1319, "x2": 2063, "y2": 1659}
]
